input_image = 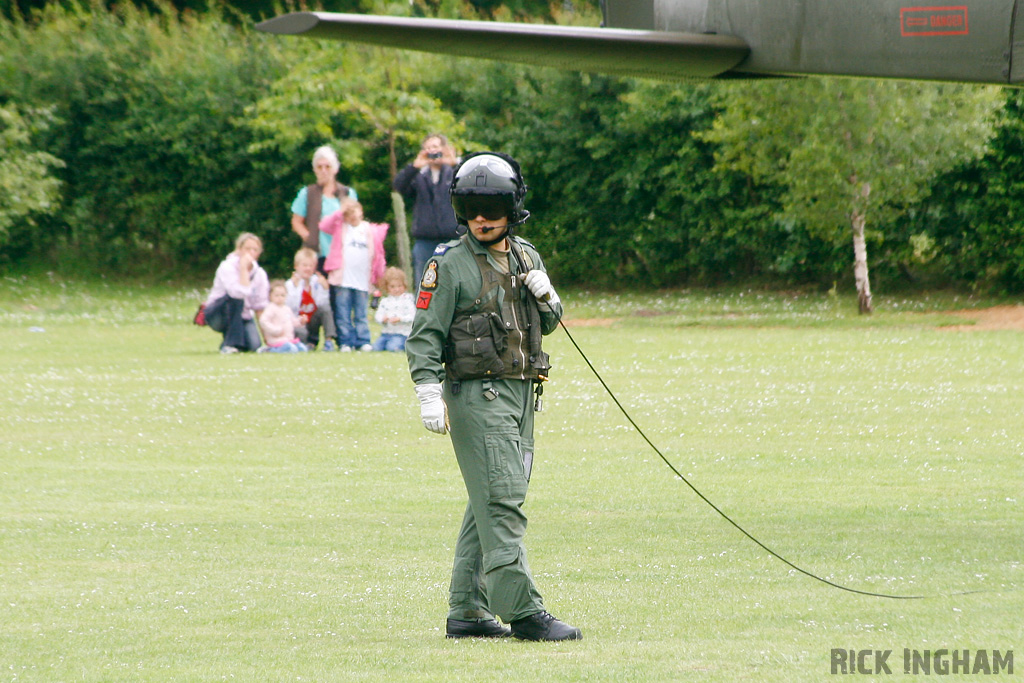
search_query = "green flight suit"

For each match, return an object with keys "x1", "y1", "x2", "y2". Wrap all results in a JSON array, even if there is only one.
[{"x1": 407, "y1": 233, "x2": 562, "y2": 623}]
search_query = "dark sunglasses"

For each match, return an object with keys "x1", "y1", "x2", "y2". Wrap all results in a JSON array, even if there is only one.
[{"x1": 452, "y1": 194, "x2": 512, "y2": 221}]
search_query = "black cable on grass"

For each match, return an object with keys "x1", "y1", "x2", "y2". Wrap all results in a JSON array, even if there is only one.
[{"x1": 557, "y1": 320, "x2": 930, "y2": 600}]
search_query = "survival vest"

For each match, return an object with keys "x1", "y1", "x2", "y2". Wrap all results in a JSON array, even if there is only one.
[{"x1": 444, "y1": 238, "x2": 551, "y2": 383}]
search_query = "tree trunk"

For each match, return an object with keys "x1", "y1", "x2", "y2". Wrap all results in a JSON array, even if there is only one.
[
  {"x1": 390, "y1": 191, "x2": 412, "y2": 285},
  {"x1": 850, "y1": 209, "x2": 873, "y2": 314},
  {"x1": 386, "y1": 128, "x2": 398, "y2": 179},
  {"x1": 383, "y1": 128, "x2": 412, "y2": 284}
]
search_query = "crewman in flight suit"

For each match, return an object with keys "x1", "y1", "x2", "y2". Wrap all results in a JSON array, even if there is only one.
[{"x1": 406, "y1": 152, "x2": 582, "y2": 642}]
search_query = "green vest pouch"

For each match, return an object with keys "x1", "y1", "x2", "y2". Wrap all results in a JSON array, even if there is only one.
[{"x1": 445, "y1": 311, "x2": 508, "y2": 380}]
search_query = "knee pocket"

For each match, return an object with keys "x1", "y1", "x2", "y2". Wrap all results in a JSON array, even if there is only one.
[
  {"x1": 485, "y1": 431, "x2": 528, "y2": 502},
  {"x1": 483, "y1": 543, "x2": 522, "y2": 574}
]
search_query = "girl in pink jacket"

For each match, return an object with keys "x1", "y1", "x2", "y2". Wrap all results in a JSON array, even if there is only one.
[{"x1": 319, "y1": 199, "x2": 388, "y2": 351}]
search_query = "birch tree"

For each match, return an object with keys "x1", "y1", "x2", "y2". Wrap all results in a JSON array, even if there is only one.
[{"x1": 703, "y1": 79, "x2": 1000, "y2": 312}]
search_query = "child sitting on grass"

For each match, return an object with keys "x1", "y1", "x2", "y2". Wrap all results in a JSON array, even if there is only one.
[
  {"x1": 259, "y1": 280, "x2": 309, "y2": 353},
  {"x1": 286, "y1": 247, "x2": 336, "y2": 351},
  {"x1": 372, "y1": 267, "x2": 416, "y2": 352}
]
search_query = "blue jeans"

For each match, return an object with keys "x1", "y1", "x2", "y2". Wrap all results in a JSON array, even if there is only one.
[
  {"x1": 331, "y1": 286, "x2": 371, "y2": 348},
  {"x1": 413, "y1": 239, "x2": 443, "y2": 291},
  {"x1": 266, "y1": 341, "x2": 308, "y2": 353},
  {"x1": 372, "y1": 333, "x2": 407, "y2": 352}
]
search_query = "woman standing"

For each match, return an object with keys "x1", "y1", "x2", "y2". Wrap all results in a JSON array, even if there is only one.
[{"x1": 290, "y1": 145, "x2": 358, "y2": 274}]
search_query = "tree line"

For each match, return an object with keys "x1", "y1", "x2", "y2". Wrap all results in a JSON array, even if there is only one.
[{"x1": 1, "y1": 0, "x2": 1022, "y2": 296}]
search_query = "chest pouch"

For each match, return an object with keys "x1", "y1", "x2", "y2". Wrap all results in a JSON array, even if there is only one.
[{"x1": 445, "y1": 311, "x2": 508, "y2": 381}]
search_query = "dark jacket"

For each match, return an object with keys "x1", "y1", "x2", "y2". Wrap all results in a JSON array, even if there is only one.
[{"x1": 393, "y1": 164, "x2": 459, "y2": 241}]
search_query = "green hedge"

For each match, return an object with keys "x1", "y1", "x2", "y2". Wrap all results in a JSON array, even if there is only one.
[
  {"x1": 0, "y1": 3, "x2": 297, "y2": 275},
  {"x1": 2, "y1": 2, "x2": 1024, "y2": 292}
]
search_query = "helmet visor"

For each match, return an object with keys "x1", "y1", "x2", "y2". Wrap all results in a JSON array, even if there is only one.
[{"x1": 451, "y1": 193, "x2": 514, "y2": 222}]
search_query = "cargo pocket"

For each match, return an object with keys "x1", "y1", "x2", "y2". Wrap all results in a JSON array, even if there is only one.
[
  {"x1": 483, "y1": 543, "x2": 521, "y2": 574},
  {"x1": 449, "y1": 553, "x2": 481, "y2": 597},
  {"x1": 485, "y1": 431, "x2": 528, "y2": 502}
]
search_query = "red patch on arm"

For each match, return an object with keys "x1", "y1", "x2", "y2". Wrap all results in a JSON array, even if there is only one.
[{"x1": 416, "y1": 291, "x2": 433, "y2": 309}]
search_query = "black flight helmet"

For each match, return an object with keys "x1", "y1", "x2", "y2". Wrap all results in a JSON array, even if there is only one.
[{"x1": 449, "y1": 152, "x2": 529, "y2": 231}]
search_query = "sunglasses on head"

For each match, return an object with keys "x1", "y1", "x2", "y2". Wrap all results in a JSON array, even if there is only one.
[{"x1": 452, "y1": 194, "x2": 512, "y2": 221}]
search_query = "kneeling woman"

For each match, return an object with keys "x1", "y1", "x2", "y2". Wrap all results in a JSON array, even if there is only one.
[{"x1": 204, "y1": 232, "x2": 269, "y2": 353}]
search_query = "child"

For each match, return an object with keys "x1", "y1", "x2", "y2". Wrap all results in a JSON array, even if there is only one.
[
  {"x1": 372, "y1": 267, "x2": 416, "y2": 352},
  {"x1": 285, "y1": 247, "x2": 337, "y2": 351},
  {"x1": 319, "y1": 199, "x2": 388, "y2": 351},
  {"x1": 258, "y1": 280, "x2": 309, "y2": 353}
]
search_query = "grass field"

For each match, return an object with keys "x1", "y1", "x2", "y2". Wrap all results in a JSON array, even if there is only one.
[{"x1": 1, "y1": 276, "x2": 1021, "y2": 682}]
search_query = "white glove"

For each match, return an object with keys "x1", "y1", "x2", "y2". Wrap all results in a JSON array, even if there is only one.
[
  {"x1": 415, "y1": 383, "x2": 448, "y2": 434},
  {"x1": 522, "y1": 270, "x2": 560, "y2": 310}
]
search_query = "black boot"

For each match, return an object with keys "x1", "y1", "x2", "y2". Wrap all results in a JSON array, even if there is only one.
[
  {"x1": 510, "y1": 611, "x2": 582, "y2": 641},
  {"x1": 445, "y1": 618, "x2": 512, "y2": 639}
]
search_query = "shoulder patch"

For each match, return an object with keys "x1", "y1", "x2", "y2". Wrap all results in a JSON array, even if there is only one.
[{"x1": 420, "y1": 260, "x2": 439, "y2": 290}]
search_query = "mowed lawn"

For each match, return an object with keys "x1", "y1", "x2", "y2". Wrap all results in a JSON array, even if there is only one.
[{"x1": 1, "y1": 277, "x2": 1020, "y2": 682}]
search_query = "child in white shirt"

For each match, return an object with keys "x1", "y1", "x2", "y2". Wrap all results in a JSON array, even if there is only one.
[
  {"x1": 320, "y1": 199, "x2": 387, "y2": 351},
  {"x1": 285, "y1": 247, "x2": 336, "y2": 350},
  {"x1": 372, "y1": 267, "x2": 416, "y2": 352}
]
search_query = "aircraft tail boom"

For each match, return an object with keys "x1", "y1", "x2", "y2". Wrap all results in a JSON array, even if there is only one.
[{"x1": 256, "y1": 12, "x2": 750, "y2": 80}]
